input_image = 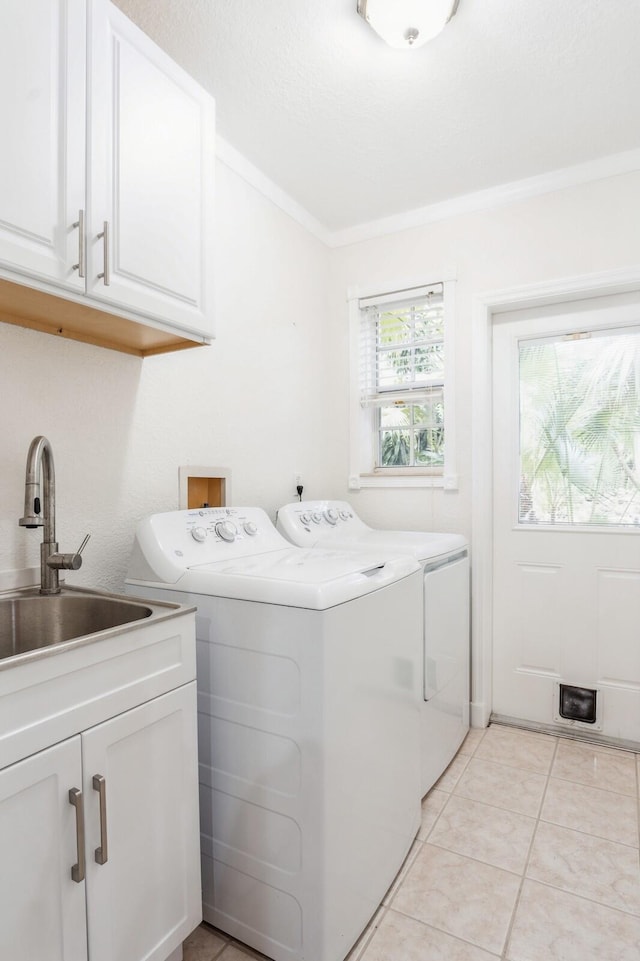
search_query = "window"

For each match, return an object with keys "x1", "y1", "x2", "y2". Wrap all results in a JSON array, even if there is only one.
[
  {"x1": 348, "y1": 279, "x2": 457, "y2": 489},
  {"x1": 519, "y1": 325, "x2": 640, "y2": 526}
]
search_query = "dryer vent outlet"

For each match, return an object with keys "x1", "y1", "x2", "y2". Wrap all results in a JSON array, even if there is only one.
[{"x1": 558, "y1": 684, "x2": 597, "y2": 724}]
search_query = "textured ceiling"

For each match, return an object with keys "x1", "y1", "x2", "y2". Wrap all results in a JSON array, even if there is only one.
[{"x1": 113, "y1": 0, "x2": 640, "y2": 233}]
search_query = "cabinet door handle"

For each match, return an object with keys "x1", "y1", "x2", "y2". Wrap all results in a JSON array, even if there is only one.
[
  {"x1": 93, "y1": 774, "x2": 108, "y2": 865},
  {"x1": 71, "y1": 209, "x2": 85, "y2": 278},
  {"x1": 68, "y1": 788, "x2": 86, "y2": 883},
  {"x1": 97, "y1": 220, "x2": 110, "y2": 286}
]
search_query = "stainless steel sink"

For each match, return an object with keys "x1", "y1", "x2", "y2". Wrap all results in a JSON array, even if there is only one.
[{"x1": 0, "y1": 589, "x2": 154, "y2": 661}]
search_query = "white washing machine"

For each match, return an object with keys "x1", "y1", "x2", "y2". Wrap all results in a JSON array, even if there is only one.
[
  {"x1": 276, "y1": 500, "x2": 470, "y2": 797},
  {"x1": 126, "y1": 507, "x2": 422, "y2": 961}
]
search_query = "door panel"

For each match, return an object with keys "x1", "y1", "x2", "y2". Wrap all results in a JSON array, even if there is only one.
[
  {"x1": 492, "y1": 296, "x2": 640, "y2": 743},
  {"x1": 0, "y1": 0, "x2": 85, "y2": 287},
  {"x1": 0, "y1": 737, "x2": 87, "y2": 961},
  {"x1": 82, "y1": 683, "x2": 201, "y2": 961},
  {"x1": 87, "y1": 0, "x2": 214, "y2": 335}
]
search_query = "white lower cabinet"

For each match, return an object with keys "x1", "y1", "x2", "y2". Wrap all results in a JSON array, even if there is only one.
[
  {"x1": 0, "y1": 682, "x2": 200, "y2": 961},
  {"x1": 0, "y1": 736, "x2": 87, "y2": 960}
]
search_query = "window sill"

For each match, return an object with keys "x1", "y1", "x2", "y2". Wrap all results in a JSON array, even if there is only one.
[{"x1": 349, "y1": 473, "x2": 458, "y2": 491}]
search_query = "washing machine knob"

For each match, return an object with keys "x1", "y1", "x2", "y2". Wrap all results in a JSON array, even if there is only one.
[
  {"x1": 243, "y1": 521, "x2": 258, "y2": 536},
  {"x1": 324, "y1": 508, "x2": 338, "y2": 525},
  {"x1": 338, "y1": 510, "x2": 350, "y2": 521},
  {"x1": 215, "y1": 519, "x2": 237, "y2": 542},
  {"x1": 310, "y1": 511, "x2": 322, "y2": 524},
  {"x1": 191, "y1": 526, "x2": 207, "y2": 542},
  {"x1": 300, "y1": 512, "x2": 311, "y2": 525}
]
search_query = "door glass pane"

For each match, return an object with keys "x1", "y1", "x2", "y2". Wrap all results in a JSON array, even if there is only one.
[{"x1": 519, "y1": 326, "x2": 640, "y2": 526}]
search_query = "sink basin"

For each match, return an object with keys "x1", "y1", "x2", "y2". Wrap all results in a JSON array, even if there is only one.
[{"x1": 0, "y1": 589, "x2": 153, "y2": 660}]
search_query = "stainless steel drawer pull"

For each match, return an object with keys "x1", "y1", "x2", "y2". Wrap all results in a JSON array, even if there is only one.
[
  {"x1": 97, "y1": 221, "x2": 110, "y2": 286},
  {"x1": 71, "y1": 209, "x2": 85, "y2": 278},
  {"x1": 68, "y1": 788, "x2": 86, "y2": 883},
  {"x1": 93, "y1": 774, "x2": 108, "y2": 865}
]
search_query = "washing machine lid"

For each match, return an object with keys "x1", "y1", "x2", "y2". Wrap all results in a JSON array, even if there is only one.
[
  {"x1": 126, "y1": 508, "x2": 420, "y2": 610},
  {"x1": 277, "y1": 500, "x2": 467, "y2": 562},
  {"x1": 181, "y1": 547, "x2": 419, "y2": 608}
]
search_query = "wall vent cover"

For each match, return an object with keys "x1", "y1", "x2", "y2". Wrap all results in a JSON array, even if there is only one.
[{"x1": 558, "y1": 684, "x2": 597, "y2": 724}]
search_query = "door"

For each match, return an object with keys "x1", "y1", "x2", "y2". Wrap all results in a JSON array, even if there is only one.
[
  {"x1": 0, "y1": 737, "x2": 88, "y2": 961},
  {"x1": 492, "y1": 295, "x2": 640, "y2": 743},
  {"x1": 87, "y1": 0, "x2": 215, "y2": 336},
  {"x1": 82, "y1": 683, "x2": 201, "y2": 961},
  {"x1": 0, "y1": 0, "x2": 85, "y2": 288}
]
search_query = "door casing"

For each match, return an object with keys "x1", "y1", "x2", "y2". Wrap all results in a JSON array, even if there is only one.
[{"x1": 470, "y1": 265, "x2": 640, "y2": 730}]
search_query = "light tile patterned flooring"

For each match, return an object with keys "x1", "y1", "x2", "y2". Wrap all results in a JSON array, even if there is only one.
[{"x1": 183, "y1": 723, "x2": 640, "y2": 961}]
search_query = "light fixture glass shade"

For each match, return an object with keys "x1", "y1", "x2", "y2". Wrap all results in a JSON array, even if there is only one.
[{"x1": 357, "y1": 0, "x2": 458, "y2": 49}]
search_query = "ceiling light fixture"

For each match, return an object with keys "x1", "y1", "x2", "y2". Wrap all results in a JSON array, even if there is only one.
[{"x1": 357, "y1": 0, "x2": 459, "y2": 49}]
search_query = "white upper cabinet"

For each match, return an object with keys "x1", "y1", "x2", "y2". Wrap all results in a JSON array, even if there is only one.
[
  {"x1": 87, "y1": 0, "x2": 215, "y2": 338},
  {"x1": 0, "y1": 0, "x2": 86, "y2": 290},
  {"x1": 0, "y1": 0, "x2": 215, "y2": 353}
]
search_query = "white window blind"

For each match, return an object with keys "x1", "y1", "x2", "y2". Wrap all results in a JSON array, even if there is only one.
[
  {"x1": 359, "y1": 283, "x2": 444, "y2": 406},
  {"x1": 358, "y1": 283, "x2": 445, "y2": 471}
]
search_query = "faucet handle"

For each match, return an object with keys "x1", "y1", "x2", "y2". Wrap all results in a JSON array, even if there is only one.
[
  {"x1": 47, "y1": 533, "x2": 91, "y2": 572},
  {"x1": 68, "y1": 533, "x2": 91, "y2": 570},
  {"x1": 76, "y1": 533, "x2": 91, "y2": 557}
]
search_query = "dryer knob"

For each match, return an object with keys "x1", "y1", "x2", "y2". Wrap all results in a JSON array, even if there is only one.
[
  {"x1": 191, "y1": 526, "x2": 207, "y2": 542},
  {"x1": 300, "y1": 512, "x2": 311, "y2": 525},
  {"x1": 311, "y1": 511, "x2": 322, "y2": 524},
  {"x1": 324, "y1": 508, "x2": 338, "y2": 525},
  {"x1": 243, "y1": 521, "x2": 258, "y2": 536},
  {"x1": 338, "y1": 510, "x2": 350, "y2": 521},
  {"x1": 215, "y1": 519, "x2": 237, "y2": 542}
]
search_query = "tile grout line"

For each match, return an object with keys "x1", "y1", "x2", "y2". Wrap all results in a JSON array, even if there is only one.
[
  {"x1": 499, "y1": 734, "x2": 561, "y2": 961},
  {"x1": 637, "y1": 754, "x2": 640, "y2": 851},
  {"x1": 385, "y1": 902, "x2": 504, "y2": 959}
]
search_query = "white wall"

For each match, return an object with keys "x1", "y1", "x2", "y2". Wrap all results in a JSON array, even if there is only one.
[
  {"x1": 0, "y1": 160, "x2": 332, "y2": 593},
  {"x1": 3, "y1": 162, "x2": 640, "y2": 595},
  {"x1": 327, "y1": 170, "x2": 640, "y2": 538}
]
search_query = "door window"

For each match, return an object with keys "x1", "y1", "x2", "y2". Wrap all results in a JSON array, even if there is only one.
[{"x1": 518, "y1": 326, "x2": 640, "y2": 527}]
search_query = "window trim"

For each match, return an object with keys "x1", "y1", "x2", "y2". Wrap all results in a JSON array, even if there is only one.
[{"x1": 348, "y1": 274, "x2": 458, "y2": 490}]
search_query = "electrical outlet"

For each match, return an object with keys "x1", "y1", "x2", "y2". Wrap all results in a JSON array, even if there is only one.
[{"x1": 294, "y1": 472, "x2": 302, "y2": 488}]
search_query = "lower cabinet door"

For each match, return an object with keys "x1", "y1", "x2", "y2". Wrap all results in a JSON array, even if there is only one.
[
  {"x1": 0, "y1": 736, "x2": 88, "y2": 961},
  {"x1": 82, "y1": 682, "x2": 201, "y2": 961}
]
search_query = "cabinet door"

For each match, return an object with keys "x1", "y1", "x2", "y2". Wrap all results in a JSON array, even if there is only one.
[
  {"x1": 0, "y1": 0, "x2": 85, "y2": 289},
  {"x1": 82, "y1": 682, "x2": 201, "y2": 961},
  {"x1": 87, "y1": 0, "x2": 215, "y2": 337},
  {"x1": 0, "y1": 737, "x2": 88, "y2": 961}
]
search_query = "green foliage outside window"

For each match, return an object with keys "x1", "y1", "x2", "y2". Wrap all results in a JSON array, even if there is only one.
[{"x1": 519, "y1": 328, "x2": 640, "y2": 526}]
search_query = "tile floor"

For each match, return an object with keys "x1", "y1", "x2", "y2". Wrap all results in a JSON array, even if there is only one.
[{"x1": 183, "y1": 723, "x2": 640, "y2": 961}]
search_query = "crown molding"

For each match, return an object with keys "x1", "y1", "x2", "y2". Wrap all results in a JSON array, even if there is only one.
[
  {"x1": 216, "y1": 139, "x2": 640, "y2": 251},
  {"x1": 329, "y1": 148, "x2": 640, "y2": 247},
  {"x1": 215, "y1": 136, "x2": 332, "y2": 246}
]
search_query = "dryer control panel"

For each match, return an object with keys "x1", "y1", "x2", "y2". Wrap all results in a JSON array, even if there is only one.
[
  {"x1": 276, "y1": 500, "x2": 468, "y2": 562},
  {"x1": 276, "y1": 500, "x2": 370, "y2": 546}
]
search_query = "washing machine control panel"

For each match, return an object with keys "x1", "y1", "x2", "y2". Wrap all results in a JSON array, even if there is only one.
[
  {"x1": 134, "y1": 507, "x2": 289, "y2": 575},
  {"x1": 184, "y1": 509, "x2": 262, "y2": 542},
  {"x1": 185, "y1": 508, "x2": 275, "y2": 546}
]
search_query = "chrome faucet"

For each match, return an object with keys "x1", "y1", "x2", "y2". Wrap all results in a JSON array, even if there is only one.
[{"x1": 18, "y1": 436, "x2": 90, "y2": 595}]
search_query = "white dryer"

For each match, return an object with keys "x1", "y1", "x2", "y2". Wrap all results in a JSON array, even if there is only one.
[
  {"x1": 126, "y1": 507, "x2": 422, "y2": 961},
  {"x1": 276, "y1": 500, "x2": 470, "y2": 797}
]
